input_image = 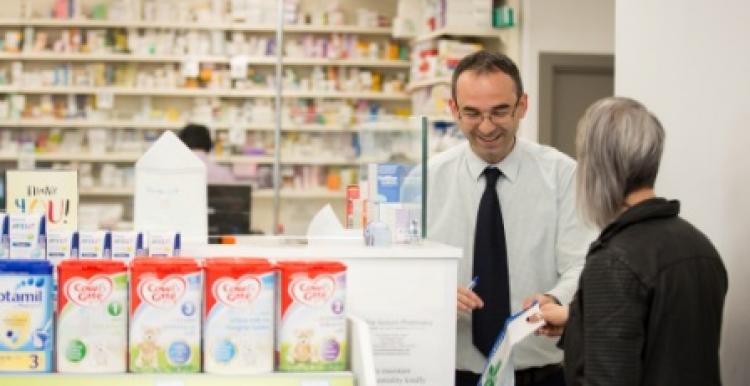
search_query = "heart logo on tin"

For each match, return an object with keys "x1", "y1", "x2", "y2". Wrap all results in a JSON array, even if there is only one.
[
  {"x1": 213, "y1": 276, "x2": 262, "y2": 308},
  {"x1": 290, "y1": 275, "x2": 336, "y2": 307},
  {"x1": 64, "y1": 276, "x2": 113, "y2": 307},
  {"x1": 138, "y1": 275, "x2": 186, "y2": 308}
]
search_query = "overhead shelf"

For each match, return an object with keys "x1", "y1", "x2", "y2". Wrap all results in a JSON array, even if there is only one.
[
  {"x1": 413, "y1": 26, "x2": 511, "y2": 44},
  {"x1": 406, "y1": 76, "x2": 451, "y2": 92},
  {"x1": 0, "y1": 153, "x2": 400, "y2": 166},
  {"x1": 0, "y1": 52, "x2": 409, "y2": 68},
  {"x1": 0, "y1": 119, "x2": 416, "y2": 132},
  {"x1": 0, "y1": 86, "x2": 409, "y2": 100},
  {"x1": 0, "y1": 18, "x2": 392, "y2": 35}
]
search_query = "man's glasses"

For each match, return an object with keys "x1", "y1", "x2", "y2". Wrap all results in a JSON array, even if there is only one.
[{"x1": 458, "y1": 98, "x2": 520, "y2": 126}]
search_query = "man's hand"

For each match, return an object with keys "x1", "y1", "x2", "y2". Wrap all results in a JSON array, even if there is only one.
[
  {"x1": 457, "y1": 287, "x2": 484, "y2": 313},
  {"x1": 522, "y1": 293, "x2": 559, "y2": 309}
]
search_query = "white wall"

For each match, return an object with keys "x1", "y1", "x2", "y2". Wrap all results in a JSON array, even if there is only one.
[
  {"x1": 518, "y1": 0, "x2": 614, "y2": 141},
  {"x1": 617, "y1": 1, "x2": 750, "y2": 384}
]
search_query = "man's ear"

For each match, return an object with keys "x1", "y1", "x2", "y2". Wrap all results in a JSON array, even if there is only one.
[
  {"x1": 449, "y1": 98, "x2": 460, "y2": 120},
  {"x1": 516, "y1": 93, "x2": 529, "y2": 119}
]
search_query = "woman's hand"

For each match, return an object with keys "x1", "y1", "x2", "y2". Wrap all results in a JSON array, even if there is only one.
[{"x1": 533, "y1": 303, "x2": 569, "y2": 337}]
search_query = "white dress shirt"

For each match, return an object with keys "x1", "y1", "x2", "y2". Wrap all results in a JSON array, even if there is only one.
[{"x1": 424, "y1": 138, "x2": 595, "y2": 373}]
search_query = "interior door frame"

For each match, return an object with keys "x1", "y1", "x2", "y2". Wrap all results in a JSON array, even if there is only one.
[{"x1": 538, "y1": 52, "x2": 615, "y2": 147}]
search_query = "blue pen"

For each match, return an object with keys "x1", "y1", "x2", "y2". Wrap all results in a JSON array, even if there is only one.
[{"x1": 467, "y1": 276, "x2": 479, "y2": 290}]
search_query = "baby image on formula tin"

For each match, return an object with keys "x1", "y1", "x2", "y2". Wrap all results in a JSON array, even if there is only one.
[
  {"x1": 277, "y1": 261, "x2": 347, "y2": 372},
  {"x1": 0, "y1": 260, "x2": 53, "y2": 372},
  {"x1": 129, "y1": 257, "x2": 202, "y2": 373},
  {"x1": 57, "y1": 260, "x2": 127, "y2": 373},
  {"x1": 203, "y1": 258, "x2": 275, "y2": 374}
]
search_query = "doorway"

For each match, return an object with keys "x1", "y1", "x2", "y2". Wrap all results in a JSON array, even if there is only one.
[{"x1": 538, "y1": 53, "x2": 614, "y2": 158}]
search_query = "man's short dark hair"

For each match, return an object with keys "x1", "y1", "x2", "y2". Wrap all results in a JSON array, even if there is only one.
[
  {"x1": 178, "y1": 123, "x2": 212, "y2": 152},
  {"x1": 451, "y1": 50, "x2": 524, "y2": 103}
]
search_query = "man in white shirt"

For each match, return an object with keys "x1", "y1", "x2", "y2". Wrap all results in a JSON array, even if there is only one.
[{"x1": 425, "y1": 51, "x2": 594, "y2": 386}]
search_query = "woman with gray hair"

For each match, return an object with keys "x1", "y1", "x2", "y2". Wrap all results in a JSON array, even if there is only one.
[{"x1": 535, "y1": 97, "x2": 727, "y2": 386}]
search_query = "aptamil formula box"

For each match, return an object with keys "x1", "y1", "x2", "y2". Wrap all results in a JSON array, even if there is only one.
[
  {"x1": 57, "y1": 260, "x2": 127, "y2": 372},
  {"x1": 8, "y1": 214, "x2": 46, "y2": 259},
  {"x1": 203, "y1": 258, "x2": 275, "y2": 374},
  {"x1": 0, "y1": 213, "x2": 9, "y2": 258},
  {"x1": 111, "y1": 231, "x2": 145, "y2": 261},
  {"x1": 0, "y1": 260, "x2": 53, "y2": 372},
  {"x1": 277, "y1": 261, "x2": 347, "y2": 372},
  {"x1": 46, "y1": 230, "x2": 79, "y2": 266},
  {"x1": 130, "y1": 257, "x2": 201, "y2": 373},
  {"x1": 147, "y1": 232, "x2": 181, "y2": 257},
  {"x1": 78, "y1": 231, "x2": 112, "y2": 259}
]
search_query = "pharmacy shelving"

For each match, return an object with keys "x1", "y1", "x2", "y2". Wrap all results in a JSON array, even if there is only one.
[
  {"x1": 0, "y1": 18, "x2": 393, "y2": 35},
  {"x1": 0, "y1": 373, "x2": 355, "y2": 386},
  {"x1": 0, "y1": 52, "x2": 409, "y2": 68},
  {"x1": 81, "y1": 188, "x2": 346, "y2": 199},
  {"x1": 0, "y1": 153, "x2": 403, "y2": 166},
  {"x1": 406, "y1": 76, "x2": 451, "y2": 92},
  {"x1": 412, "y1": 26, "x2": 511, "y2": 44},
  {"x1": 0, "y1": 85, "x2": 410, "y2": 100},
  {"x1": 79, "y1": 187, "x2": 346, "y2": 199},
  {"x1": 0, "y1": 119, "x2": 417, "y2": 132}
]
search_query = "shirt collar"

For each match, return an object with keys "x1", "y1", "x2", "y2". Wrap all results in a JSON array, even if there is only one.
[{"x1": 465, "y1": 137, "x2": 522, "y2": 183}]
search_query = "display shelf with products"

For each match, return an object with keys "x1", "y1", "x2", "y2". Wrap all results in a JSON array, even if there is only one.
[
  {"x1": 0, "y1": 0, "x2": 414, "y2": 233},
  {"x1": 395, "y1": 0, "x2": 520, "y2": 156},
  {"x1": 0, "y1": 52, "x2": 410, "y2": 68}
]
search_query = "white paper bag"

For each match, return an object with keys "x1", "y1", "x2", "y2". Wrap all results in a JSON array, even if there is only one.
[{"x1": 134, "y1": 131, "x2": 207, "y2": 244}]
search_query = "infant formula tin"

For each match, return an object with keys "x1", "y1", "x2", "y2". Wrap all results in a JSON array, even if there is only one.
[
  {"x1": 57, "y1": 260, "x2": 128, "y2": 372},
  {"x1": 129, "y1": 257, "x2": 201, "y2": 373},
  {"x1": 0, "y1": 260, "x2": 53, "y2": 372},
  {"x1": 277, "y1": 261, "x2": 347, "y2": 372},
  {"x1": 203, "y1": 258, "x2": 275, "y2": 374}
]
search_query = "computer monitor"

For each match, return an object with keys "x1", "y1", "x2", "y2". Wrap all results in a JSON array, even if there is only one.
[{"x1": 207, "y1": 184, "x2": 252, "y2": 236}]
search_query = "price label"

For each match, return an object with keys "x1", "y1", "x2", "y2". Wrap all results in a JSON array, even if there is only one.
[
  {"x1": 154, "y1": 379, "x2": 185, "y2": 386},
  {"x1": 300, "y1": 381, "x2": 331, "y2": 386}
]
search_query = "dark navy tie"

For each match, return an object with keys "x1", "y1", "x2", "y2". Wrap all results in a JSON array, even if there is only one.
[{"x1": 472, "y1": 167, "x2": 511, "y2": 357}]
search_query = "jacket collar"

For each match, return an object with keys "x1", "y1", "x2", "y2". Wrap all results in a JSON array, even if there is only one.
[{"x1": 589, "y1": 197, "x2": 680, "y2": 252}]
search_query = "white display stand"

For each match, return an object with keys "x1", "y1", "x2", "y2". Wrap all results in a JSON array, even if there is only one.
[{"x1": 183, "y1": 238, "x2": 461, "y2": 386}]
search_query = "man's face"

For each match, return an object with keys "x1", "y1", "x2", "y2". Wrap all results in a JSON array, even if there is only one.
[{"x1": 450, "y1": 70, "x2": 528, "y2": 164}]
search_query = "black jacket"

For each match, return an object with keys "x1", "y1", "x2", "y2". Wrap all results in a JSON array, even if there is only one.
[{"x1": 561, "y1": 198, "x2": 727, "y2": 386}]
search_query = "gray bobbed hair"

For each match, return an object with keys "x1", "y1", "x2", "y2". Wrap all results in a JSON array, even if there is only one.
[{"x1": 576, "y1": 97, "x2": 665, "y2": 229}]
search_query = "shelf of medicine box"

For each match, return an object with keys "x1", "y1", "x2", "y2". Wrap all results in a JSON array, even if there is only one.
[
  {"x1": 412, "y1": 26, "x2": 512, "y2": 44},
  {"x1": 406, "y1": 76, "x2": 451, "y2": 92},
  {"x1": 0, "y1": 86, "x2": 410, "y2": 101},
  {"x1": 0, "y1": 153, "x2": 404, "y2": 166},
  {"x1": 0, "y1": 18, "x2": 393, "y2": 35},
  {"x1": 0, "y1": 152, "x2": 273, "y2": 164},
  {"x1": 79, "y1": 187, "x2": 348, "y2": 199},
  {"x1": 0, "y1": 315, "x2": 376, "y2": 386},
  {"x1": 0, "y1": 120, "x2": 416, "y2": 132},
  {"x1": 0, "y1": 52, "x2": 410, "y2": 68}
]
